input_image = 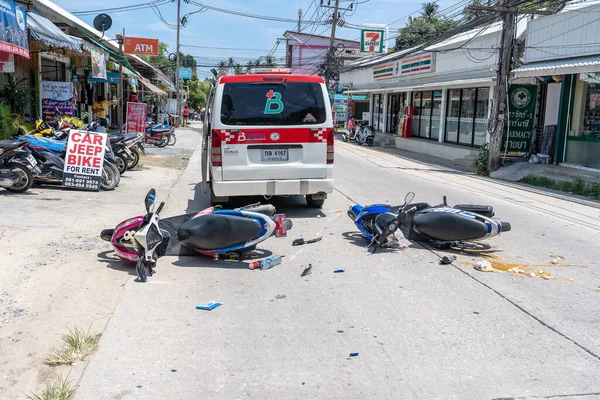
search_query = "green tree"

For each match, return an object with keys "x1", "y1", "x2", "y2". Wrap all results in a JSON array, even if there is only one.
[
  {"x1": 234, "y1": 63, "x2": 243, "y2": 75},
  {"x1": 187, "y1": 74, "x2": 211, "y2": 109},
  {"x1": 394, "y1": 15, "x2": 459, "y2": 50},
  {"x1": 245, "y1": 60, "x2": 254, "y2": 73},
  {"x1": 422, "y1": 2, "x2": 439, "y2": 19},
  {"x1": 263, "y1": 55, "x2": 276, "y2": 67}
]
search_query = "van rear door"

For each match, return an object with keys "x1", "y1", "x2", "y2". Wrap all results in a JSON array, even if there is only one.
[{"x1": 216, "y1": 76, "x2": 331, "y2": 181}]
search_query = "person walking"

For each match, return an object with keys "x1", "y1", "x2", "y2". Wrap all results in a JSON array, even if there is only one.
[
  {"x1": 347, "y1": 116, "x2": 356, "y2": 139},
  {"x1": 183, "y1": 105, "x2": 189, "y2": 127}
]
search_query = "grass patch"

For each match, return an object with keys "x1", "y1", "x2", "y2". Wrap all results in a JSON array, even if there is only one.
[
  {"x1": 520, "y1": 175, "x2": 600, "y2": 200},
  {"x1": 25, "y1": 374, "x2": 75, "y2": 400},
  {"x1": 44, "y1": 327, "x2": 101, "y2": 366}
]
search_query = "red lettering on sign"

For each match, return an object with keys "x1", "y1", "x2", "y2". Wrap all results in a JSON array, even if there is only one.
[
  {"x1": 92, "y1": 135, "x2": 103, "y2": 145},
  {"x1": 67, "y1": 155, "x2": 77, "y2": 164},
  {"x1": 71, "y1": 132, "x2": 81, "y2": 143},
  {"x1": 93, "y1": 158, "x2": 101, "y2": 169}
]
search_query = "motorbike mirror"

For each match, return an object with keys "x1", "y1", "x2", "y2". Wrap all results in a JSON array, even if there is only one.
[
  {"x1": 145, "y1": 188, "x2": 157, "y2": 213},
  {"x1": 404, "y1": 191, "x2": 415, "y2": 206},
  {"x1": 443, "y1": 196, "x2": 447, "y2": 207}
]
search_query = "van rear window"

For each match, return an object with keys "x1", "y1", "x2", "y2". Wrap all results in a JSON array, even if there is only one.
[{"x1": 220, "y1": 82, "x2": 326, "y2": 126}]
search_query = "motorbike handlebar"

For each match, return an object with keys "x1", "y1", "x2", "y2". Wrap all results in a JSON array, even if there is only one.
[{"x1": 155, "y1": 202, "x2": 165, "y2": 215}]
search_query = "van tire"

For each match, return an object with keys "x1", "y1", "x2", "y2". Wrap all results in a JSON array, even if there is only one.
[{"x1": 306, "y1": 195, "x2": 324, "y2": 208}]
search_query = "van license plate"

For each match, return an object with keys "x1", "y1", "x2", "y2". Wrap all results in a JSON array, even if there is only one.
[{"x1": 261, "y1": 149, "x2": 288, "y2": 162}]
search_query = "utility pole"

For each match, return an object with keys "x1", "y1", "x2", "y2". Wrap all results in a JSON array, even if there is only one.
[
  {"x1": 467, "y1": 0, "x2": 554, "y2": 171},
  {"x1": 175, "y1": 0, "x2": 182, "y2": 127},
  {"x1": 117, "y1": 28, "x2": 124, "y2": 134},
  {"x1": 324, "y1": 0, "x2": 340, "y2": 90},
  {"x1": 298, "y1": 8, "x2": 303, "y2": 32}
]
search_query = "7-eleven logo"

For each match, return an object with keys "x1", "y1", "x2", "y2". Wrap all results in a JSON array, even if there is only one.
[{"x1": 365, "y1": 32, "x2": 380, "y2": 52}]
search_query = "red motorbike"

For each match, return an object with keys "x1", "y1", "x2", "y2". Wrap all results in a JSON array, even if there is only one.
[{"x1": 144, "y1": 124, "x2": 173, "y2": 148}]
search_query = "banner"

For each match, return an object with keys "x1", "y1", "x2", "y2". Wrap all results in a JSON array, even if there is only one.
[
  {"x1": 126, "y1": 102, "x2": 147, "y2": 134},
  {"x1": 0, "y1": 0, "x2": 28, "y2": 58},
  {"x1": 0, "y1": 52, "x2": 14, "y2": 72},
  {"x1": 360, "y1": 29, "x2": 384, "y2": 54},
  {"x1": 504, "y1": 84, "x2": 538, "y2": 154},
  {"x1": 91, "y1": 47, "x2": 107, "y2": 80},
  {"x1": 41, "y1": 81, "x2": 74, "y2": 127},
  {"x1": 179, "y1": 67, "x2": 192, "y2": 79},
  {"x1": 124, "y1": 37, "x2": 159, "y2": 56},
  {"x1": 63, "y1": 131, "x2": 107, "y2": 191}
]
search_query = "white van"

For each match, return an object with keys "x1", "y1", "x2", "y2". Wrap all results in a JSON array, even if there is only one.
[{"x1": 201, "y1": 70, "x2": 334, "y2": 208}]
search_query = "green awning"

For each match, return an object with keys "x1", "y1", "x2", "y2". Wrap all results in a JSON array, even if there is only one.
[{"x1": 84, "y1": 35, "x2": 139, "y2": 77}]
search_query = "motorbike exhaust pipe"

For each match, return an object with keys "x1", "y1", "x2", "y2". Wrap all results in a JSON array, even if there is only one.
[{"x1": 0, "y1": 177, "x2": 14, "y2": 188}]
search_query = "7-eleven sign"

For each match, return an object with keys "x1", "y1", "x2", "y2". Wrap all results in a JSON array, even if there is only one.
[{"x1": 361, "y1": 29, "x2": 385, "y2": 54}]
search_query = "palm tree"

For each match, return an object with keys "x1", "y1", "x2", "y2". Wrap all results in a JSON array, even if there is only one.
[
  {"x1": 253, "y1": 59, "x2": 261, "y2": 68},
  {"x1": 245, "y1": 60, "x2": 254, "y2": 73},
  {"x1": 227, "y1": 57, "x2": 236, "y2": 74},
  {"x1": 217, "y1": 60, "x2": 227, "y2": 76},
  {"x1": 264, "y1": 55, "x2": 276, "y2": 67},
  {"x1": 422, "y1": 2, "x2": 439, "y2": 19},
  {"x1": 234, "y1": 63, "x2": 243, "y2": 75}
]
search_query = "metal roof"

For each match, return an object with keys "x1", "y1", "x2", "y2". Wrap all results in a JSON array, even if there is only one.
[
  {"x1": 514, "y1": 56, "x2": 600, "y2": 77},
  {"x1": 27, "y1": 12, "x2": 81, "y2": 52}
]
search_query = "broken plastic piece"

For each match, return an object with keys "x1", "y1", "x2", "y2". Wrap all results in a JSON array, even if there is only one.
[
  {"x1": 474, "y1": 260, "x2": 493, "y2": 272},
  {"x1": 292, "y1": 236, "x2": 323, "y2": 246},
  {"x1": 301, "y1": 264, "x2": 312, "y2": 277},
  {"x1": 196, "y1": 301, "x2": 222, "y2": 311},
  {"x1": 334, "y1": 269, "x2": 345, "y2": 273},
  {"x1": 440, "y1": 256, "x2": 456, "y2": 265},
  {"x1": 349, "y1": 352, "x2": 359, "y2": 357}
]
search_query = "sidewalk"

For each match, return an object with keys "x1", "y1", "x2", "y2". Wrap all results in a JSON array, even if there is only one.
[{"x1": 491, "y1": 161, "x2": 600, "y2": 184}]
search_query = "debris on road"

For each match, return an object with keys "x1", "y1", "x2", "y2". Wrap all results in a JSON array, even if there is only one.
[
  {"x1": 292, "y1": 236, "x2": 323, "y2": 246},
  {"x1": 474, "y1": 260, "x2": 494, "y2": 272},
  {"x1": 196, "y1": 301, "x2": 222, "y2": 311},
  {"x1": 440, "y1": 255, "x2": 456, "y2": 265},
  {"x1": 301, "y1": 264, "x2": 312, "y2": 277},
  {"x1": 349, "y1": 352, "x2": 359, "y2": 357},
  {"x1": 260, "y1": 255, "x2": 282, "y2": 270},
  {"x1": 334, "y1": 269, "x2": 345, "y2": 273}
]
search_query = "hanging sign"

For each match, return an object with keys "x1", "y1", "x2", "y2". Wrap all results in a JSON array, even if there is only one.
[
  {"x1": 361, "y1": 29, "x2": 384, "y2": 54},
  {"x1": 0, "y1": 0, "x2": 28, "y2": 58},
  {"x1": 179, "y1": 67, "x2": 192, "y2": 79},
  {"x1": 400, "y1": 53, "x2": 434, "y2": 76},
  {"x1": 41, "y1": 81, "x2": 74, "y2": 127},
  {"x1": 63, "y1": 131, "x2": 107, "y2": 191},
  {"x1": 504, "y1": 84, "x2": 538, "y2": 154},
  {"x1": 90, "y1": 47, "x2": 107, "y2": 80},
  {"x1": 0, "y1": 52, "x2": 14, "y2": 72},
  {"x1": 126, "y1": 102, "x2": 147, "y2": 134},
  {"x1": 124, "y1": 37, "x2": 159, "y2": 56}
]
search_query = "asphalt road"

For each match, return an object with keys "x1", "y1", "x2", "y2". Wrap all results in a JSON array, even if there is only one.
[{"x1": 75, "y1": 137, "x2": 600, "y2": 400}]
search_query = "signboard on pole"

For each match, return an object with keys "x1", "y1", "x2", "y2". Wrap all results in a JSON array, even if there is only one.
[
  {"x1": 504, "y1": 84, "x2": 538, "y2": 155},
  {"x1": 124, "y1": 37, "x2": 159, "y2": 56},
  {"x1": 179, "y1": 67, "x2": 192, "y2": 79},
  {"x1": 126, "y1": 102, "x2": 147, "y2": 134},
  {"x1": 41, "y1": 81, "x2": 74, "y2": 127},
  {"x1": 360, "y1": 29, "x2": 385, "y2": 54},
  {"x1": 0, "y1": 0, "x2": 29, "y2": 58},
  {"x1": 63, "y1": 131, "x2": 107, "y2": 191},
  {"x1": 0, "y1": 52, "x2": 15, "y2": 72}
]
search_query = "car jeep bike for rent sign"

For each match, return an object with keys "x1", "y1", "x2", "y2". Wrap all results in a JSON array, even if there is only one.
[
  {"x1": 63, "y1": 131, "x2": 107, "y2": 191},
  {"x1": 504, "y1": 84, "x2": 538, "y2": 155}
]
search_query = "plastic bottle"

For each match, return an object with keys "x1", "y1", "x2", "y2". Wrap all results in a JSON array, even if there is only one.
[{"x1": 260, "y1": 255, "x2": 282, "y2": 270}]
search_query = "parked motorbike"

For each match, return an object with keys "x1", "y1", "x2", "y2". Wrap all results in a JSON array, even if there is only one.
[
  {"x1": 100, "y1": 189, "x2": 292, "y2": 282},
  {"x1": 348, "y1": 192, "x2": 511, "y2": 252},
  {"x1": 18, "y1": 134, "x2": 120, "y2": 191},
  {"x1": 107, "y1": 134, "x2": 144, "y2": 174},
  {"x1": 341, "y1": 121, "x2": 375, "y2": 147},
  {"x1": 144, "y1": 122, "x2": 173, "y2": 148},
  {"x1": 0, "y1": 140, "x2": 38, "y2": 193}
]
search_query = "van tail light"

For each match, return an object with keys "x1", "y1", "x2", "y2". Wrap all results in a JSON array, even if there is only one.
[
  {"x1": 211, "y1": 130, "x2": 222, "y2": 167},
  {"x1": 326, "y1": 128, "x2": 334, "y2": 164}
]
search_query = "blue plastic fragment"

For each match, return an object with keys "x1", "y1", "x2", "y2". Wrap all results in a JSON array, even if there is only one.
[
  {"x1": 334, "y1": 269, "x2": 345, "y2": 273},
  {"x1": 196, "y1": 301, "x2": 222, "y2": 310},
  {"x1": 349, "y1": 352, "x2": 359, "y2": 357}
]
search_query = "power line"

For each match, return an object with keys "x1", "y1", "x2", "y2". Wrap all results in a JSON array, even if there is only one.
[{"x1": 72, "y1": 0, "x2": 169, "y2": 16}]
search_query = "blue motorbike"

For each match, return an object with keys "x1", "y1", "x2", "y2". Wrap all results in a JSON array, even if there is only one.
[{"x1": 348, "y1": 193, "x2": 511, "y2": 252}]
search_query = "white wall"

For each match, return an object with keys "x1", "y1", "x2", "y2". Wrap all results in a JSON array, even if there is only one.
[
  {"x1": 544, "y1": 83, "x2": 561, "y2": 127},
  {"x1": 525, "y1": 4, "x2": 600, "y2": 63}
]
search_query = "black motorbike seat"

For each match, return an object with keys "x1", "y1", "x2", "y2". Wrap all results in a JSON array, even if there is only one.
[
  {"x1": 0, "y1": 140, "x2": 24, "y2": 150},
  {"x1": 177, "y1": 213, "x2": 262, "y2": 250},
  {"x1": 150, "y1": 128, "x2": 170, "y2": 134},
  {"x1": 413, "y1": 212, "x2": 487, "y2": 241}
]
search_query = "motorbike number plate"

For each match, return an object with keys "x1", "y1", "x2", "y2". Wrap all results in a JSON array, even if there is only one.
[
  {"x1": 261, "y1": 149, "x2": 288, "y2": 162},
  {"x1": 26, "y1": 155, "x2": 37, "y2": 166}
]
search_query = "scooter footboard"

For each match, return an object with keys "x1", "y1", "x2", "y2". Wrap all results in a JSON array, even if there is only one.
[{"x1": 158, "y1": 213, "x2": 199, "y2": 256}]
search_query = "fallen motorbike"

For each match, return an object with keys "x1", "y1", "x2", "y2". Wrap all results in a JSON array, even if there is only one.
[
  {"x1": 0, "y1": 140, "x2": 38, "y2": 193},
  {"x1": 341, "y1": 121, "x2": 375, "y2": 147},
  {"x1": 348, "y1": 192, "x2": 511, "y2": 252},
  {"x1": 18, "y1": 134, "x2": 120, "y2": 191},
  {"x1": 100, "y1": 189, "x2": 292, "y2": 282}
]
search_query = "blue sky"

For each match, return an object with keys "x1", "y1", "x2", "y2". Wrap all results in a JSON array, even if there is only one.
[{"x1": 52, "y1": 0, "x2": 458, "y2": 77}]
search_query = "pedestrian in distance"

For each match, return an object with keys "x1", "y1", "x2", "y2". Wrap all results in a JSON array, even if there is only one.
[{"x1": 183, "y1": 105, "x2": 189, "y2": 127}]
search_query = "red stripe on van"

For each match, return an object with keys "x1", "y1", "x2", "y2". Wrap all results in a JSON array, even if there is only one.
[
  {"x1": 216, "y1": 128, "x2": 330, "y2": 145},
  {"x1": 220, "y1": 74, "x2": 324, "y2": 84}
]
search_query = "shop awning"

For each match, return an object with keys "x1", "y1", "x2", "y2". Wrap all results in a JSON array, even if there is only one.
[
  {"x1": 27, "y1": 12, "x2": 82, "y2": 52},
  {"x1": 84, "y1": 35, "x2": 140, "y2": 77},
  {"x1": 514, "y1": 56, "x2": 600, "y2": 78},
  {"x1": 139, "y1": 77, "x2": 167, "y2": 96},
  {"x1": 344, "y1": 73, "x2": 494, "y2": 94}
]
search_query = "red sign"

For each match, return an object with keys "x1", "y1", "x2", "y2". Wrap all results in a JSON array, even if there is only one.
[
  {"x1": 63, "y1": 131, "x2": 107, "y2": 191},
  {"x1": 123, "y1": 37, "x2": 159, "y2": 56},
  {"x1": 126, "y1": 102, "x2": 147, "y2": 134}
]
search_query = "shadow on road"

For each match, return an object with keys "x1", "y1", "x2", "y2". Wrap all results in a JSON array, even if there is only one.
[{"x1": 96, "y1": 250, "x2": 137, "y2": 276}]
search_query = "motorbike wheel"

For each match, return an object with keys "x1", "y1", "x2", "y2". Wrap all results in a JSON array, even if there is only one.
[
  {"x1": 342, "y1": 134, "x2": 348, "y2": 142},
  {"x1": 366, "y1": 137, "x2": 374, "y2": 147},
  {"x1": 156, "y1": 135, "x2": 169, "y2": 148},
  {"x1": 127, "y1": 148, "x2": 140, "y2": 170},
  {"x1": 136, "y1": 260, "x2": 148, "y2": 282},
  {"x1": 101, "y1": 162, "x2": 119, "y2": 191},
  {"x1": 115, "y1": 154, "x2": 128, "y2": 175},
  {"x1": 168, "y1": 134, "x2": 177, "y2": 146},
  {"x1": 5, "y1": 162, "x2": 34, "y2": 193}
]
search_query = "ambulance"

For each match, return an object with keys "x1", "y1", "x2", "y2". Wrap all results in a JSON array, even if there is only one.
[{"x1": 201, "y1": 68, "x2": 334, "y2": 208}]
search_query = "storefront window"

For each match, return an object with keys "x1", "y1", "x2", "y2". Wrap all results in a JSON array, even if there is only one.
[
  {"x1": 387, "y1": 93, "x2": 405, "y2": 134},
  {"x1": 566, "y1": 74, "x2": 600, "y2": 168},
  {"x1": 411, "y1": 90, "x2": 441, "y2": 140},
  {"x1": 372, "y1": 94, "x2": 384, "y2": 132},
  {"x1": 412, "y1": 92, "x2": 422, "y2": 137},
  {"x1": 445, "y1": 87, "x2": 490, "y2": 147},
  {"x1": 419, "y1": 91, "x2": 432, "y2": 138},
  {"x1": 431, "y1": 91, "x2": 442, "y2": 141}
]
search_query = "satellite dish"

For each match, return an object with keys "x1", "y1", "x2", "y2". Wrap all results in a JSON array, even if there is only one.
[{"x1": 93, "y1": 14, "x2": 113, "y2": 36}]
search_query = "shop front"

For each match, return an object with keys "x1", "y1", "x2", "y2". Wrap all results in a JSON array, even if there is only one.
[
  {"x1": 386, "y1": 92, "x2": 405, "y2": 134},
  {"x1": 444, "y1": 87, "x2": 489, "y2": 147}
]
